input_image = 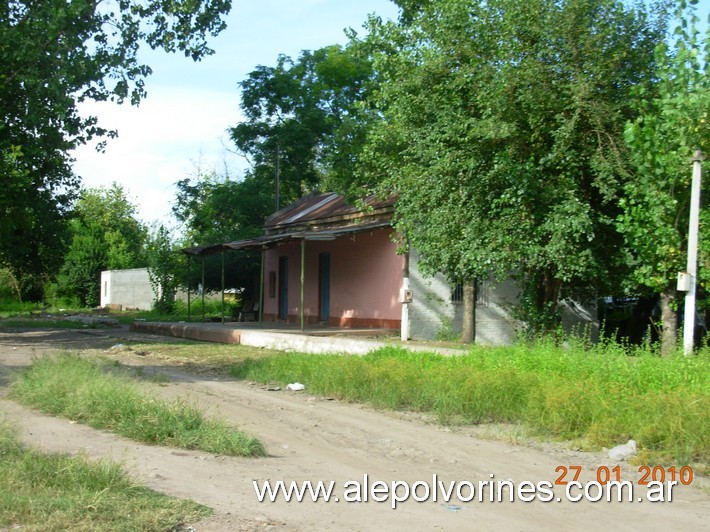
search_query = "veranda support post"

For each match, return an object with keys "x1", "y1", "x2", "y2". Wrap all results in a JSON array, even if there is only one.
[
  {"x1": 187, "y1": 254, "x2": 191, "y2": 322},
  {"x1": 201, "y1": 256, "x2": 205, "y2": 323},
  {"x1": 221, "y1": 249, "x2": 225, "y2": 324},
  {"x1": 259, "y1": 248, "x2": 265, "y2": 324}
]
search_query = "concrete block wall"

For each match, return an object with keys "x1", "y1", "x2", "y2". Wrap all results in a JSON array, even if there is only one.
[
  {"x1": 408, "y1": 250, "x2": 522, "y2": 345},
  {"x1": 408, "y1": 267, "x2": 456, "y2": 341},
  {"x1": 407, "y1": 251, "x2": 598, "y2": 345},
  {"x1": 100, "y1": 268, "x2": 156, "y2": 311},
  {"x1": 475, "y1": 278, "x2": 521, "y2": 345}
]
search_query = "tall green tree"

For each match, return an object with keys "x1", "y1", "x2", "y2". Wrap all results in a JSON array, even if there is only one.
[
  {"x1": 230, "y1": 42, "x2": 377, "y2": 205},
  {"x1": 362, "y1": 0, "x2": 667, "y2": 336},
  {"x1": 174, "y1": 172, "x2": 271, "y2": 246},
  {"x1": 146, "y1": 224, "x2": 182, "y2": 313},
  {"x1": 1, "y1": 0, "x2": 231, "y2": 297},
  {"x1": 173, "y1": 172, "x2": 271, "y2": 298},
  {"x1": 389, "y1": 0, "x2": 433, "y2": 23},
  {"x1": 1, "y1": 145, "x2": 73, "y2": 299},
  {"x1": 619, "y1": 0, "x2": 709, "y2": 353},
  {"x1": 57, "y1": 184, "x2": 147, "y2": 307}
]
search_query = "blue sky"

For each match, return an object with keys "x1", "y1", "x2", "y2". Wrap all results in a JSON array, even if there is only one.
[
  {"x1": 71, "y1": 0, "x2": 400, "y2": 226},
  {"x1": 71, "y1": 0, "x2": 709, "y2": 227}
]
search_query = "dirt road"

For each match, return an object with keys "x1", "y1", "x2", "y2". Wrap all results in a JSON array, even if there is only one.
[{"x1": 0, "y1": 327, "x2": 707, "y2": 531}]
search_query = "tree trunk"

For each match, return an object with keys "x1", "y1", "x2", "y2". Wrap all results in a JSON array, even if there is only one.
[
  {"x1": 659, "y1": 285, "x2": 677, "y2": 356},
  {"x1": 461, "y1": 281, "x2": 476, "y2": 344},
  {"x1": 530, "y1": 270, "x2": 562, "y2": 335}
]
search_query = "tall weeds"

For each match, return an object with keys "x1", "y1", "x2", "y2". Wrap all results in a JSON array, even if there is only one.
[
  {"x1": 10, "y1": 354, "x2": 265, "y2": 457},
  {"x1": 230, "y1": 341, "x2": 708, "y2": 466},
  {"x1": 0, "y1": 422, "x2": 211, "y2": 529}
]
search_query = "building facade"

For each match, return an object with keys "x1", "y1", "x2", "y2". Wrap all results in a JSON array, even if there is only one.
[{"x1": 185, "y1": 192, "x2": 598, "y2": 344}]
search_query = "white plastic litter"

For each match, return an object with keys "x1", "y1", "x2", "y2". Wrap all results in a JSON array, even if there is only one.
[
  {"x1": 287, "y1": 382, "x2": 305, "y2": 391},
  {"x1": 608, "y1": 439, "x2": 637, "y2": 461}
]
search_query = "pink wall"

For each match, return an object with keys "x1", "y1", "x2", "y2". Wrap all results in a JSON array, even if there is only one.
[{"x1": 262, "y1": 228, "x2": 403, "y2": 328}]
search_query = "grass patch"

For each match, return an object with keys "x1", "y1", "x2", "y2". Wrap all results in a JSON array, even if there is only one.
[
  {"x1": 0, "y1": 422, "x2": 211, "y2": 530},
  {"x1": 113, "y1": 299, "x2": 241, "y2": 325},
  {"x1": 0, "y1": 299, "x2": 41, "y2": 318},
  {"x1": 9, "y1": 354, "x2": 265, "y2": 457},
  {"x1": 228, "y1": 341, "x2": 709, "y2": 468},
  {"x1": 0, "y1": 299, "x2": 87, "y2": 320},
  {"x1": 130, "y1": 341, "x2": 267, "y2": 362}
]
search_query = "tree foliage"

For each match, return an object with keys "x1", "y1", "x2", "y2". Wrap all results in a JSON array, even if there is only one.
[
  {"x1": 361, "y1": 0, "x2": 667, "y2": 334},
  {"x1": 1, "y1": 144, "x2": 73, "y2": 299},
  {"x1": 173, "y1": 172, "x2": 271, "y2": 297},
  {"x1": 0, "y1": 0, "x2": 231, "y2": 297},
  {"x1": 57, "y1": 184, "x2": 147, "y2": 307},
  {"x1": 146, "y1": 225, "x2": 182, "y2": 313},
  {"x1": 619, "y1": 0, "x2": 709, "y2": 351},
  {"x1": 230, "y1": 42, "x2": 377, "y2": 205},
  {"x1": 389, "y1": 0, "x2": 433, "y2": 23},
  {"x1": 174, "y1": 172, "x2": 271, "y2": 246}
]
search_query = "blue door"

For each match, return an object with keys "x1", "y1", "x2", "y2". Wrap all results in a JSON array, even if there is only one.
[
  {"x1": 278, "y1": 256, "x2": 288, "y2": 320},
  {"x1": 319, "y1": 253, "x2": 330, "y2": 322}
]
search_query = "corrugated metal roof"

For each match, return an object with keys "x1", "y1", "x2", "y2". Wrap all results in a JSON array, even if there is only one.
[
  {"x1": 182, "y1": 192, "x2": 396, "y2": 256},
  {"x1": 265, "y1": 192, "x2": 395, "y2": 230},
  {"x1": 281, "y1": 193, "x2": 341, "y2": 225},
  {"x1": 181, "y1": 243, "x2": 227, "y2": 256},
  {"x1": 223, "y1": 220, "x2": 393, "y2": 251}
]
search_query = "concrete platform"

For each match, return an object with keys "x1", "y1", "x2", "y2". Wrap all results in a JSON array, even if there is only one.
[
  {"x1": 129, "y1": 321, "x2": 243, "y2": 344},
  {"x1": 129, "y1": 321, "x2": 465, "y2": 356}
]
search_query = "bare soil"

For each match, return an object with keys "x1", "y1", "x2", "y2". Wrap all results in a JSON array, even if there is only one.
[{"x1": 0, "y1": 327, "x2": 708, "y2": 531}]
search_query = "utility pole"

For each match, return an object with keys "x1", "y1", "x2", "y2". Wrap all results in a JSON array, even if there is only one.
[
  {"x1": 682, "y1": 150, "x2": 704, "y2": 355},
  {"x1": 275, "y1": 144, "x2": 280, "y2": 212},
  {"x1": 401, "y1": 250, "x2": 410, "y2": 342}
]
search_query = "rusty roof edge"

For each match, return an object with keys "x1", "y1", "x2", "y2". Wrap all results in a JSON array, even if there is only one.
[
  {"x1": 265, "y1": 204, "x2": 394, "y2": 235},
  {"x1": 184, "y1": 193, "x2": 396, "y2": 255},
  {"x1": 181, "y1": 243, "x2": 227, "y2": 256},
  {"x1": 224, "y1": 220, "x2": 393, "y2": 251},
  {"x1": 263, "y1": 190, "x2": 323, "y2": 225},
  {"x1": 281, "y1": 193, "x2": 340, "y2": 225},
  {"x1": 264, "y1": 192, "x2": 395, "y2": 228}
]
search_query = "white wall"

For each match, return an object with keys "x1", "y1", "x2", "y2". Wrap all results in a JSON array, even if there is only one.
[
  {"x1": 474, "y1": 278, "x2": 521, "y2": 345},
  {"x1": 407, "y1": 250, "x2": 520, "y2": 344},
  {"x1": 407, "y1": 256, "x2": 457, "y2": 340},
  {"x1": 407, "y1": 250, "x2": 598, "y2": 345},
  {"x1": 100, "y1": 268, "x2": 156, "y2": 311}
]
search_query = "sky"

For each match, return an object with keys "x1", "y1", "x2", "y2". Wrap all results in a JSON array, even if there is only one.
[{"x1": 71, "y1": 0, "x2": 400, "y2": 226}]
